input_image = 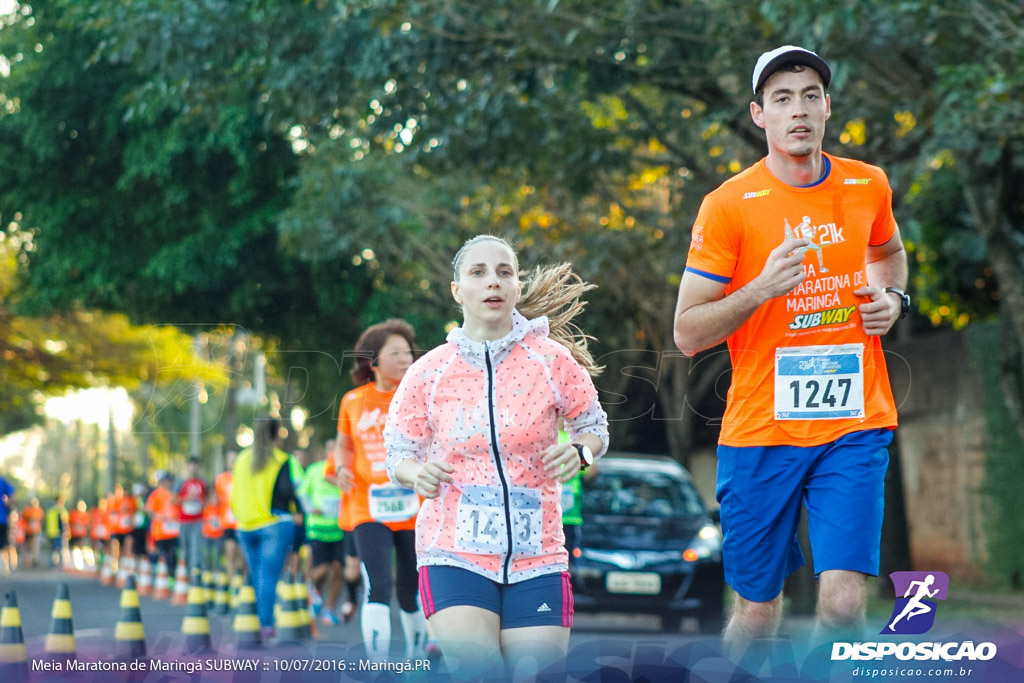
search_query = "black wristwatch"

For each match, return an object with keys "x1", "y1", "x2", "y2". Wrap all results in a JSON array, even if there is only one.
[
  {"x1": 572, "y1": 443, "x2": 594, "y2": 471},
  {"x1": 884, "y1": 287, "x2": 911, "y2": 320}
]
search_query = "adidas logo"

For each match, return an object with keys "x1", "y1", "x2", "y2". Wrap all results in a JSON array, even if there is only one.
[{"x1": 536, "y1": 603, "x2": 552, "y2": 613}]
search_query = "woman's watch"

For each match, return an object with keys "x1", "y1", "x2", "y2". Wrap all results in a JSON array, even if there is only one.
[
  {"x1": 883, "y1": 287, "x2": 911, "y2": 320},
  {"x1": 572, "y1": 443, "x2": 594, "y2": 471}
]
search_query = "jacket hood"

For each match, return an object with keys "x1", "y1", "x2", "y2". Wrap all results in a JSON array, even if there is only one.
[{"x1": 446, "y1": 310, "x2": 549, "y2": 367}]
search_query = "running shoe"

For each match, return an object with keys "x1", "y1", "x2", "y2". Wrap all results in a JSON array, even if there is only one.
[
  {"x1": 260, "y1": 625, "x2": 276, "y2": 642},
  {"x1": 320, "y1": 608, "x2": 340, "y2": 626},
  {"x1": 425, "y1": 639, "x2": 442, "y2": 662},
  {"x1": 340, "y1": 600, "x2": 357, "y2": 622}
]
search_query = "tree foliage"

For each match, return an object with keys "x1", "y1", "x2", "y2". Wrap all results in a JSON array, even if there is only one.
[{"x1": 2, "y1": 0, "x2": 1023, "y2": 463}]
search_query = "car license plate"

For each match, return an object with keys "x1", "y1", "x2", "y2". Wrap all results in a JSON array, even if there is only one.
[{"x1": 605, "y1": 571, "x2": 661, "y2": 595}]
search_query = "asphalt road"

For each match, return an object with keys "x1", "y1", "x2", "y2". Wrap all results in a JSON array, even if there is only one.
[{"x1": 0, "y1": 566, "x2": 711, "y2": 681}]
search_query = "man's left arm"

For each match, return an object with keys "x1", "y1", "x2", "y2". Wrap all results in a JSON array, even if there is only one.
[{"x1": 855, "y1": 227, "x2": 908, "y2": 336}]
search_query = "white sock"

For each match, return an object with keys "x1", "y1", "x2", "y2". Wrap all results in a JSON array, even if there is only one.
[
  {"x1": 361, "y1": 602, "x2": 392, "y2": 662},
  {"x1": 400, "y1": 608, "x2": 428, "y2": 660}
]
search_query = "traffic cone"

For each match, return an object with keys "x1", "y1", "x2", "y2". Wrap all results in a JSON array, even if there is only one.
[
  {"x1": 292, "y1": 571, "x2": 316, "y2": 640},
  {"x1": 203, "y1": 569, "x2": 216, "y2": 614},
  {"x1": 232, "y1": 580, "x2": 261, "y2": 650},
  {"x1": 117, "y1": 556, "x2": 135, "y2": 589},
  {"x1": 230, "y1": 573, "x2": 243, "y2": 611},
  {"x1": 152, "y1": 559, "x2": 172, "y2": 601},
  {"x1": 275, "y1": 573, "x2": 305, "y2": 643},
  {"x1": 137, "y1": 558, "x2": 153, "y2": 597},
  {"x1": 0, "y1": 591, "x2": 28, "y2": 679},
  {"x1": 214, "y1": 571, "x2": 231, "y2": 615},
  {"x1": 182, "y1": 581, "x2": 212, "y2": 654},
  {"x1": 44, "y1": 583, "x2": 76, "y2": 660},
  {"x1": 114, "y1": 575, "x2": 147, "y2": 660},
  {"x1": 171, "y1": 559, "x2": 190, "y2": 606}
]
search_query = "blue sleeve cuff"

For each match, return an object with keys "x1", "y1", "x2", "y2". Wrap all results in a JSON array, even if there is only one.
[{"x1": 685, "y1": 267, "x2": 731, "y2": 284}]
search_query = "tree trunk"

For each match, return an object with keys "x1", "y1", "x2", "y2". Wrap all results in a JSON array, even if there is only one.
[{"x1": 956, "y1": 148, "x2": 1024, "y2": 445}]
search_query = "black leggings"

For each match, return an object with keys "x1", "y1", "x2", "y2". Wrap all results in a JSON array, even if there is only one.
[{"x1": 353, "y1": 522, "x2": 418, "y2": 613}]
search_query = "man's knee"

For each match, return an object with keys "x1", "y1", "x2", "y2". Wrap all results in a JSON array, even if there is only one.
[
  {"x1": 818, "y1": 573, "x2": 866, "y2": 627},
  {"x1": 731, "y1": 595, "x2": 783, "y2": 634}
]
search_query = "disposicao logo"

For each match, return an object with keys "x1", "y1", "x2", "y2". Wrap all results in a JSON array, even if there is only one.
[
  {"x1": 831, "y1": 570, "x2": 998, "y2": 663},
  {"x1": 883, "y1": 570, "x2": 948, "y2": 635}
]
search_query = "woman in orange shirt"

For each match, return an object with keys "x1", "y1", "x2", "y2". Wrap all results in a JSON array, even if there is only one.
[{"x1": 329, "y1": 319, "x2": 426, "y2": 662}]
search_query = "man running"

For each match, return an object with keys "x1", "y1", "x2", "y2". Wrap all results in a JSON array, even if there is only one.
[{"x1": 673, "y1": 45, "x2": 909, "y2": 653}]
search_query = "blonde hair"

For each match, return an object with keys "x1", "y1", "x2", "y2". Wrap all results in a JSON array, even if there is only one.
[{"x1": 453, "y1": 235, "x2": 603, "y2": 377}]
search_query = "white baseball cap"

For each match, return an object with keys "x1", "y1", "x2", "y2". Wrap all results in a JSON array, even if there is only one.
[{"x1": 752, "y1": 45, "x2": 831, "y2": 93}]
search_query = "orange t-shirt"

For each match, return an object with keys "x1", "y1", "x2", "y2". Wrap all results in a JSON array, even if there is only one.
[
  {"x1": 202, "y1": 503, "x2": 224, "y2": 539},
  {"x1": 146, "y1": 487, "x2": 180, "y2": 541},
  {"x1": 684, "y1": 154, "x2": 899, "y2": 447},
  {"x1": 69, "y1": 509, "x2": 90, "y2": 538},
  {"x1": 111, "y1": 495, "x2": 137, "y2": 535},
  {"x1": 330, "y1": 382, "x2": 418, "y2": 531},
  {"x1": 90, "y1": 508, "x2": 110, "y2": 541},
  {"x1": 22, "y1": 505, "x2": 43, "y2": 535},
  {"x1": 214, "y1": 472, "x2": 236, "y2": 530}
]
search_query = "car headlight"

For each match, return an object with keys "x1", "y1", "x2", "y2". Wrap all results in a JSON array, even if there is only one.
[{"x1": 683, "y1": 524, "x2": 722, "y2": 562}]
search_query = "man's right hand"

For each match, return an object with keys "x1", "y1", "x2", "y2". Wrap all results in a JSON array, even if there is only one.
[{"x1": 753, "y1": 238, "x2": 811, "y2": 301}]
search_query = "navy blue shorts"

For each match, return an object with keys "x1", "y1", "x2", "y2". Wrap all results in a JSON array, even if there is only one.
[
  {"x1": 309, "y1": 539, "x2": 346, "y2": 567},
  {"x1": 419, "y1": 566, "x2": 573, "y2": 629},
  {"x1": 716, "y1": 428, "x2": 892, "y2": 602}
]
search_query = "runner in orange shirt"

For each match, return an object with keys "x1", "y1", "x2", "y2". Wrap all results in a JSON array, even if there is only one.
[
  {"x1": 215, "y1": 450, "x2": 244, "y2": 584},
  {"x1": 107, "y1": 485, "x2": 134, "y2": 573},
  {"x1": 146, "y1": 471, "x2": 181, "y2": 570},
  {"x1": 21, "y1": 498, "x2": 44, "y2": 568},
  {"x1": 90, "y1": 498, "x2": 112, "y2": 563},
  {"x1": 673, "y1": 46, "x2": 907, "y2": 653},
  {"x1": 68, "y1": 500, "x2": 90, "y2": 569},
  {"x1": 201, "y1": 495, "x2": 224, "y2": 571},
  {"x1": 329, "y1": 319, "x2": 426, "y2": 662}
]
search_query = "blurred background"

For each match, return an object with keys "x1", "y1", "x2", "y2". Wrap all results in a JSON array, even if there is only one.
[{"x1": 1, "y1": 0, "x2": 1022, "y2": 609}]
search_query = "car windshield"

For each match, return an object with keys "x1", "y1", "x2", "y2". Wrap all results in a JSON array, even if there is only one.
[{"x1": 584, "y1": 470, "x2": 705, "y2": 518}]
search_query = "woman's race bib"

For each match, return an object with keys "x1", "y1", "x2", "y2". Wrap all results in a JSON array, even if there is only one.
[
  {"x1": 454, "y1": 485, "x2": 543, "y2": 556},
  {"x1": 182, "y1": 500, "x2": 202, "y2": 516},
  {"x1": 368, "y1": 484, "x2": 419, "y2": 523},
  {"x1": 162, "y1": 520, "x2": 180, "y2": 535},
  {"x1": 132, "y1": 512, "x2": 145, "y2": 527}
]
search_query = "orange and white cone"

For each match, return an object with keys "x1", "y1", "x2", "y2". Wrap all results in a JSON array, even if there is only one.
[
  {"x1": 152, "y1": 559, "x2": 172, "y2": 601},
  {"x1": 170, "y1": 560, "x2": 190, "y2": 606},
  {"x1": 137, "y1": 558, "x2": 153, "y2": 597}
]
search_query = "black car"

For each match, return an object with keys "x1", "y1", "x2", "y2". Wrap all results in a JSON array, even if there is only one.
[{"x1": 570, "y1": 453, "x2": 725, "y2": 632}]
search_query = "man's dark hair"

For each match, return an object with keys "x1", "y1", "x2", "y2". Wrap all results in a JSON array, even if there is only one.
[{"x1": 754, "y1": 64, "x2": 825, "y2": 108}]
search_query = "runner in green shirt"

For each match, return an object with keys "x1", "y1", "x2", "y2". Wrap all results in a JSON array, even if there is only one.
[{"x1": 298, "y1": 444, "x2": 351, "y2": 625}]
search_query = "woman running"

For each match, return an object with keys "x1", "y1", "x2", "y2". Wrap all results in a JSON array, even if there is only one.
[
  {"x1": 330, "y1": 319, "x2": 427, "y2": 662},
  {"x1": 385, "y1": 235, "x2": 608, "y2": 678}
]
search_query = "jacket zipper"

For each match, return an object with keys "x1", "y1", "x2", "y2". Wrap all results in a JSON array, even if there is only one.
[{"x1": 484, "y1": 343, "x2": 515, "y2": 583}]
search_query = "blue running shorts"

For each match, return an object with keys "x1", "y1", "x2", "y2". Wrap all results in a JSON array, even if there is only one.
[
  {"x1": 419, "y1": 566, "x2": 573, "y2": 628},
  {"x1": 716, "y1": 428, "x2": 892, "y2": 602}
]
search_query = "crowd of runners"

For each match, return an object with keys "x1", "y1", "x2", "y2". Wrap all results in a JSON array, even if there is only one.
[{"x1": 0, "y1": 44, "x2": 911, "y2": 680}]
